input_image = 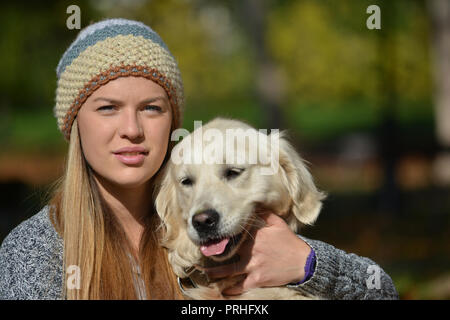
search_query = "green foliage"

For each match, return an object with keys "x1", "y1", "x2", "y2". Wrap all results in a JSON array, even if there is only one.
[
  {"x1": 0, "y1": 0, "x2": 434, "y2": 152},
  {"x1": 0, "y1": 108, "x2": 66, "y2": 154},
  {"x1": 286, "y1": 99, "x2": 380, "y2": 141},
  {"x1": 0, "y1": 1, "x2": 101, "y2": 112},
  {"x1": 267, "y1": 0, "x2": 432, "y2": 104},
  {"x1": 134, "y1": 0, "x2": 255, "y2": 103}
]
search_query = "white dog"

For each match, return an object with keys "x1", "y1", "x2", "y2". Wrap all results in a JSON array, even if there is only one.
[{"x1": 155, "y1": 118, "x2": 325, "y2": 299}]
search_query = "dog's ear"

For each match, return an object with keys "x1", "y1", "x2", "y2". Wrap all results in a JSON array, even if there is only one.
[
  {"x1": 154, "y1": 165, "x2": 203, "y2": 277},
  {"x1": 277, "y1": 133, "x2": 326, "y2": 231},
  {"x1": 154, "y1": 165, "x2": 181, "y2": 248}
]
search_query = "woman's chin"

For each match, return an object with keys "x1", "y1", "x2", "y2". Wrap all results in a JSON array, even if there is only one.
[
  {"x1": 95, "y1": 172, "x2": 152, "y2": 190},
  {"x1": 110, "y1": 177, "x2": 151, "y2": 189},
  {"x1": 91, "y1": 163, "x2": 159, "y2": 190}
]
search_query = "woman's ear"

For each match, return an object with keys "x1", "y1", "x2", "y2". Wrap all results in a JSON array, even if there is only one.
[{"x1": 277, "y1": 133, "x2": 326, "y2": 231}]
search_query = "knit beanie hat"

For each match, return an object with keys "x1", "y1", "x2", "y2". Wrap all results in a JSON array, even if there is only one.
[{"x1": 54, "y1": 18, "x2": 184, "y2": 141}]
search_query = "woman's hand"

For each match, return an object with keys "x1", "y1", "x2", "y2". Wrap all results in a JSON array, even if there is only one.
[{"x1": 197, "y1": 212, "x2": 312, "y2": 295}]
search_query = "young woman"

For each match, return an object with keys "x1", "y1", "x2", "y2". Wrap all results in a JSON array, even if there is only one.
[{"x1": 0, "y1": 18, "x2": 398, "y2": 300}]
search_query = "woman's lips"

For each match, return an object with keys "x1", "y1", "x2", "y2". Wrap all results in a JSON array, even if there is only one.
[{"x1": 114, "y1": 152, "x2": 147, "y2": 165}]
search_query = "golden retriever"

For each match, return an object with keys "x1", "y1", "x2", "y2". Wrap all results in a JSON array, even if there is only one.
[{"x1": 155, "y1": 117, "x2": 325, "y2": 299}]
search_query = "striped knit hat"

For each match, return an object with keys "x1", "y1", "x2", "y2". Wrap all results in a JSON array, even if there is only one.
[{"x1": 55, "y1": 18, "x2": 184, "y2": 141}]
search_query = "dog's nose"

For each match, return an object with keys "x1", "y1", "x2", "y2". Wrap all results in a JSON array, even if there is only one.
[{"x1": 192, "y1": 209, "x2": 220, "y2": 234}]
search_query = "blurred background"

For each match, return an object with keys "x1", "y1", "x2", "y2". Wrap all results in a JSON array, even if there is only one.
[{"x1": 0, "y1": 0, "x2": 449, "y2": 299}]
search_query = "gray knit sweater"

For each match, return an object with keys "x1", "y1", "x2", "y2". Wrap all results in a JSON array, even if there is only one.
[{"x1": 0, "y1": 206, "x2": 399, "y2": 300}]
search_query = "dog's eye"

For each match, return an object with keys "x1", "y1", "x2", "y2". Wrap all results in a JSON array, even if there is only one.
[
  {"x1": 180, "y1": 177, "x2": 193, "y2": 186},
  {"x1": 224, "y1": 168, "x2": 244, "y2": 180}
]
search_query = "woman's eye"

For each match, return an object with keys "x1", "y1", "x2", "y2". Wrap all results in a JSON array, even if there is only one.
[
  {"x1": 97, "y1": 105, "x2": 115, "y2": 112},
  {"x1": 224, "y1": 168, "x2": 244, "y2": 180},
  {"x1": 144, "y1": 105, "x2": 162, "y2": 112}
]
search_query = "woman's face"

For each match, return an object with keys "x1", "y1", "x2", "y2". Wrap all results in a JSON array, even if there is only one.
[{"x1": 77, "y1": 77, "x2": 172, "y2": 189}]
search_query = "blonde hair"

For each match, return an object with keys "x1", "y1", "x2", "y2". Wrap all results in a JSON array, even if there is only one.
[{"x1": 48, "y1": 119, "x2": 183, "y2": 299}]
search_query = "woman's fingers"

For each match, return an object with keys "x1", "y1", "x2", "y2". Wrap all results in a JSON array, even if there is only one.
[
  {"x1": 223, "y1": 278, "x2": 246, "y2": 296},
  {"x1": 259, "y1": 211, "x2": 285, "y2": 226},
  {"x1": 196, "y1": 259, "x2": 245, "y2": 279},
  {"x1": 223, "y1": 272, "x2": 262, "y2": 296}
]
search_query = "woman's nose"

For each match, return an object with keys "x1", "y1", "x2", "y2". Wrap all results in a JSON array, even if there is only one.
[{"x1": 118, "y1": 110, "x2": 143, "y2": 140}]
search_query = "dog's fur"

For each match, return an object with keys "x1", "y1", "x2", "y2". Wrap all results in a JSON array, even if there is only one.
[{"x1": 155, "y1": 118, "x2": 325, "y2": 299}]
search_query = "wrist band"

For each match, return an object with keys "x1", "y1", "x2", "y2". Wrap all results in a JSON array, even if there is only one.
[{"x1": 290, "y1": 248, "x2": 316, "y2": 285}]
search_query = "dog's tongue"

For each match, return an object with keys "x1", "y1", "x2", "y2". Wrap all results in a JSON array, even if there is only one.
[{"x1": 200, "y1": 238, "x2": 230, "y2": 256}]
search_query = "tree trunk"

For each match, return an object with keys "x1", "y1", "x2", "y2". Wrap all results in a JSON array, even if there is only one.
[
  {"x1": 428, "y1": 0, "x2": 450, "y2": 185},
  {"x1": 237, "y1": 0, "x2": 284, "y2": 129},
  {"x1": 377, "y1": 1, "x2": 401, "y2": 214}
]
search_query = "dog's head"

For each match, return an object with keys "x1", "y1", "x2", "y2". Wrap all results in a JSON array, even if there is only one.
[{"x1": 155, "y1": 118, "x2": 325, "y2": 277}]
